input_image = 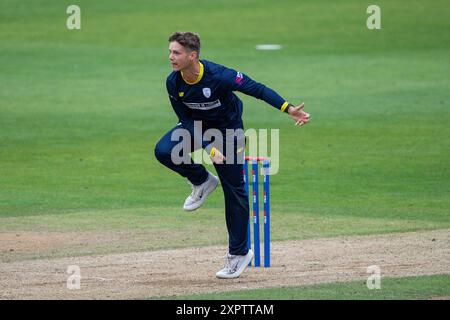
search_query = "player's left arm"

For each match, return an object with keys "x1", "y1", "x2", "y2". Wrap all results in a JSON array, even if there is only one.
[{"x1": 222, "y1": 69, "x2": 310, "y2": 126}]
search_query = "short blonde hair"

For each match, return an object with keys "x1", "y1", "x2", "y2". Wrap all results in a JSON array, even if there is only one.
[{"x1": 169, "y1": 32, "x2": 201, "y2": 56}]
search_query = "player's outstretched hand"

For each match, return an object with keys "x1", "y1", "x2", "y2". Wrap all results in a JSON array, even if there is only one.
[{"x1": 288, "y1": 102, "x2": 310, "y2": 126}]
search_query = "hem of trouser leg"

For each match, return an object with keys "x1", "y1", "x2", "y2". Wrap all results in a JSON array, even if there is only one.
[
  {"x1": 229, "y1": 249, "x2": 249, "y2": 256},
  {"x1": 190, "y1": 171, "x2": 209, "y2": 186}
]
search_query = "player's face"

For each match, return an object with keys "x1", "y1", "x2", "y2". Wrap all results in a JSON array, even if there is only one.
[{"x1": 169, "y1": 41, "x2": 195, "y2": 71}]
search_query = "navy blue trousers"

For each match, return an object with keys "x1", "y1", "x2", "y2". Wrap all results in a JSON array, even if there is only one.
[{"x1": 154, "y1": 124, "x2": 250, "y2": 255}]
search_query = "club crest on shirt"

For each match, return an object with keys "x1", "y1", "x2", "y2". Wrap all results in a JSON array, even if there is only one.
[{"x1": 202, "y1": 87, "x2": 211, "y2": 98}]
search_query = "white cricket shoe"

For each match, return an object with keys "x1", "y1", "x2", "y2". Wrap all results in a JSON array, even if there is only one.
[
  {"x1": 215, "y1": 249, "x2": 254, "y2": 279},
  {"x1": 183, "y1": 172, "x2": 219, "y2": 211}
]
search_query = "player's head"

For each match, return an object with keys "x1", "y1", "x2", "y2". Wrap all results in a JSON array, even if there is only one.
[{"x1": 168, "y1": 32, "x2": 201, "y2": 71}]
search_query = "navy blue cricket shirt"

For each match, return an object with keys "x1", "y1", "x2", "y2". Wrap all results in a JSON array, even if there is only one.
[{"x1": 166, "y1": 59, "x2": 290, "y2": 149}]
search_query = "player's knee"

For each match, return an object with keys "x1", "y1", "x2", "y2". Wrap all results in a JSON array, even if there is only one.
[{"x1": 154, "y1": 140, "x2": 171, "y2": 164}]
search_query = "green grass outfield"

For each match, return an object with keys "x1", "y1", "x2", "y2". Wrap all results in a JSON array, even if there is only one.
[
  {"x1": 164, "y1": 274, "x2": 450, "y2": 300},
  {"x1": 0, "y1": 0, "x2": 449, "y2": 298}
]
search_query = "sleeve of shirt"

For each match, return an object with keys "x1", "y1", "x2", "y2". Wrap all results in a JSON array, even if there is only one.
[
  {"x1": 220, "y1": 67, "x2": 290, "y2": 112},
  {"x1": 166, "y1": 79, "x2": 212, "y2": 153}
]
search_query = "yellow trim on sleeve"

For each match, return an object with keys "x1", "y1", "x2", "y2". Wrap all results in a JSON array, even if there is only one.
[
  {"x1": 181, "y1": 61, "x2": 204, "y2": 85},
  {"x1": 280, "y1": 101, "x2": 289, "y2": 113}
]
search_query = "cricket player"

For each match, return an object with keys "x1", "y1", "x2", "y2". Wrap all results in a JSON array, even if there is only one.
[{"x1": 154, "y1": 32, "x2": 310, "y2": 279}]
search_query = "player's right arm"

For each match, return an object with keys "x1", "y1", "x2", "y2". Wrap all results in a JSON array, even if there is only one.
[
  {"x1": 166, "y1": 81, "x2": 193, "y2": 128},
  {"x1": 166, "y1": 79, "x2": 199, "y2": 147}
]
